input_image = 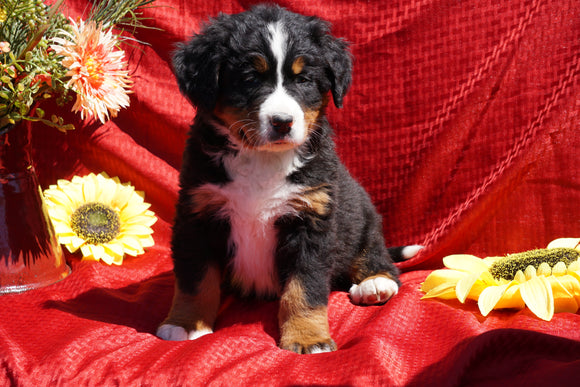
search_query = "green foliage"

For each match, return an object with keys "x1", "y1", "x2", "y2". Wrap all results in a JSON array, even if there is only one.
[
  {"x1": 89, "y1": 0, "x2": 156, "y2": 30},
  {"x1": 0, "y1": 0, "x2": 153, "y2": 133}
]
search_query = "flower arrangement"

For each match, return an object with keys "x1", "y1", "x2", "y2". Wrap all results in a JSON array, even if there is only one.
[
  {"x1": 43, "y1": 172, "x2": 157, "y2": 265},
  {"x1": 0, "y1": 0, "x2": 154, "y2": 133},
  {"x1": 421, "y1": 238, "x2": 580, "y2": 321}
]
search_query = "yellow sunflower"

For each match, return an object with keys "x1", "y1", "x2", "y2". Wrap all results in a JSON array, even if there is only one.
[
  {"x1": 43, "y1": 172, "x2": 157, "y2": 265},
  {"x1": 421, "y1": 238, "x2": 580, "y2": 321}
]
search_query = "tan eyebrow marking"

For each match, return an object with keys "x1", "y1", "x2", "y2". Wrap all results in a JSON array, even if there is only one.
[
  {"x1": 291, "y1": 56, "x2": 305, "y2": 75},
  {"x1": 252, "y1": 55, "x2": 269, "y2": 73}
]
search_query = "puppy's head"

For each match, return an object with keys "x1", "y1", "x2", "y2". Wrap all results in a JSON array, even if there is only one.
[{"x1": 173, "y1": 5, "x2": 352, "y2": 152}]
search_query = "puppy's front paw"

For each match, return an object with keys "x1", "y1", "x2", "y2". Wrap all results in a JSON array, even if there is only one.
[
  {"x1": 281, "y1": 338, "x2": 337, "y2": 355},
  {"x1": 349, "y1": 276, "x2": 399, "y2": 305},
  {"x1": 156, "y1": 324, "x2": 213, "y2": 341}
]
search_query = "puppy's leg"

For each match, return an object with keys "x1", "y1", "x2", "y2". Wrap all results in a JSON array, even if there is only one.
[
  {"x1": 278, "y1": 275, "x2": 336, "y2": 354},
  {"x1": 158, "y1": 183, "x2": 230, "y2": 341},
  {"x1": 349, "y1": 245, "x2": 423, "y2": 305},
  {"x1": 277, "y1": 185, "x2": 337, "y2": 354},
  {"x1": 157, "y1": 265, "x2": 221, "y2": 341}
]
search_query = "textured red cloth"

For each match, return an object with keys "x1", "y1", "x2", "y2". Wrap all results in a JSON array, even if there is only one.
[{"x1": 2, "y1": 0, "x2": 579, "y2": 385}]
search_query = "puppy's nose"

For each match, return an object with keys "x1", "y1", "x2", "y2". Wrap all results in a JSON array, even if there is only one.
[{"x1": 270, "y1": 113, "x2": 293, "y2": 135}]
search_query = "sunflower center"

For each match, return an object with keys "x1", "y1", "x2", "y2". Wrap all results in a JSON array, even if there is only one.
[
  {"x1": 489, "y1": 248, "x2": 579, "y2": 280},
  {"x1": 71, "y1": 202, "x2": 120, "y2": 244}
]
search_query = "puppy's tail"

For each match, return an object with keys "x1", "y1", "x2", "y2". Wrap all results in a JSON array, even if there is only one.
[{"x1": 388, "y1": 245, "x2": 424, "y2": 262}]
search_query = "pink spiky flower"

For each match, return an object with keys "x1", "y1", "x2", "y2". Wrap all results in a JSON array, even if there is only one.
[{"x1": 52, "y1": 19, "x2": 132, "y2": 124}]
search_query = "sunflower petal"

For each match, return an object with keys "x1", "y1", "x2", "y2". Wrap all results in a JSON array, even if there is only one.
[
  {"x1": 53, "y1": 222, "x2": 75, "y2": 235},
  {"x1": 113, "y1": 185, "x2": 136, "y2": 210},
  {"x1": 478, "y1": 283, "x2": 511, "y2": 316},
  {"x1": 105, "y1": 242, "x2": 125, "y2": 258},
  {"x1": 96, "y1": 175, "x2": 117, "y2": 205},
  {"x1": 552, "y1": 262, "x2": 567, "y2": 276},
  {"x1": 455, "y1": 273, "x2": 481, "y2": 303},
  {"x1": 421, "y1": 270, "x2": 465, "y2": 292},
  {"x1": 45, "y1": 188, "x2": 75, "y2": 207},
  {"x1": 548, "y1": 276, "x2": 578, "y2": 314},
  {"x1": 91, "y1": 244, "x2": 107, "y2": 263},
  {"x1": 514, "y1": 270, "x2": 526, "y2": 283},
  {"x1": 69, "y1": 236, "x2": 86, "y2": 250},
  {"x1": 82, "y1": 175, "x2": 97, "y2": 202},
  {"x1": 120, "y1": 236, "x2": 145, "y2": 256},
  {"x1": 559, "y1": 272, "x2": 580, "y2": 304},
  {"x1": 121, "y1": 201, "x2": 151, "y2": 220},
  {"x1": 494, "y1": 285, "x2": 526, "y2": 310},
  {"x1": 111, "y1": 254, "x2": 124, "y2": 265},
  {"x1": 478, "y1": 270, "x2": 498, "y2": 285},
  {"x1": 120, "y1": 224, "x2": 153, "y2": 235},
  {"x1": 46, "y1": 206, "x2": 72, "y2": 221},
  {"x1": 443, "y1": 254, "x2": 489, "y2": 273},
  {"x1": 537, "y1": 262, "x2": 551, "y2": 276},
  {"x1": 547, "y1": 238, "x2": 580, "y2": 250},
  {"x1": 121, "y1": 214, "x2": 157, "y2": 227},
  {"x1": 421, "y1": 282, "x2": 458, "y2": 300},
  {"x1": 524, "y1": 265, "x2": 537, "y2": 280},
  {"x1": 568, "y1": 260, "x2": 580, "y2": 273},
  {"x1": 482, "y1": 256, "x2": 503, "y2": 266},
  {"x1": 520, "y1": 276, "x2": 554, "y2": 321},
  {"x1": 139, "y1": 235, "x2": 155, "y2": 248},
  {"x1": 80, "y1": 244, "x2": 95, "y2": 260}
]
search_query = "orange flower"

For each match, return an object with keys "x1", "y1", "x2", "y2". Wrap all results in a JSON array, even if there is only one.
[
  {"x1": 51, "y1": 19, "x2": 131, "y2": 123},
  {"x1": 32, "y1": 73, "x2": 52, "y2": 87}
]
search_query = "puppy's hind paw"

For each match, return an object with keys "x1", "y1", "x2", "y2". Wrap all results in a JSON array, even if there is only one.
[
  {"x1": 349, "y1": 276, "x2": 399, "y2": 305},
  {"x1": 156, "y1": 324, "x2": 213, "y2": 341}
]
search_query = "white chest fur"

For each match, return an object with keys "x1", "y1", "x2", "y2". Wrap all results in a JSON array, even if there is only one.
[{"x1": 209, "y1": 150, "x2": 303, "y2": 296}]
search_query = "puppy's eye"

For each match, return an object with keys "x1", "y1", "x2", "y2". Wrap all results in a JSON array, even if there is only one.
[
  {"x1": 295, "y1": 74, "x2": 311, "y2": 84},
  {"x1": 241, "y1": 72, "x2": 260, "y2": 87}
]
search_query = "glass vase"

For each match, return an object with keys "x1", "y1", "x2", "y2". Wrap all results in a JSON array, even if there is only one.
[{"x1": 0, "y1": 121, "x2": 70, "y2": 294}]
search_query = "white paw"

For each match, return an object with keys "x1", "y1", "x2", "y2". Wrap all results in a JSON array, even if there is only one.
[
  {"x1": 401, "y1": 245, "x2": 424, "y2": 260},
  {"x1": 188, "y1": 328, "x2": 213, "y2": 340},
  {"x1": 349, "y1": 276, "x2": 399, "y2": 305},
  {"x1": 156, "y1": 324, "x2": 213, "y2": 341},
  {"x1": 157, "y1": 324, "x2": 188, "y2": 341},
  {"x1": 307, "y1": 346, "x2": 333, "y2": 355}
]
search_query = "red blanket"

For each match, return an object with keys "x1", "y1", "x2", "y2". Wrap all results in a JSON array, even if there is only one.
[{"x1": 2, "y1": 0, "x2": 579, "y2": 385}]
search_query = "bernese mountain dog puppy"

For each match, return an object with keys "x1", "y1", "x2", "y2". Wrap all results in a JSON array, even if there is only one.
[{"x1": 157, "y1": 4, "x2": 422, "y2": 354}]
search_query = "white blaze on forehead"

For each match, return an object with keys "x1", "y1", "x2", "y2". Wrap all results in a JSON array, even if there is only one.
[
  {"x1": 268, "y1": 21, "x2": 287, "y2": 78},
  {"x1": 260, "y1": 21, "x2": 306, "y2": 149}
]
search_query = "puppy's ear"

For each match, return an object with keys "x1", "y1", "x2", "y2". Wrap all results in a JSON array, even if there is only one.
[
  {"x1": 320, "y1": 33, "x2": 352, "y2": 108},
  {"x1": 173, "y1": 25, "x2": 225, "y2": 111}
]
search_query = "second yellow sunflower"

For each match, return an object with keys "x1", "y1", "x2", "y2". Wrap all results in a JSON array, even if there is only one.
[{"x1": 421, "y1": 238, "x2": 580, "y2": 321}]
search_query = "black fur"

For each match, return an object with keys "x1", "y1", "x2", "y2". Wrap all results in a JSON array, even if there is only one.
[{"x1": 163, "y1": 4, "x2": 411, "y2": 353}]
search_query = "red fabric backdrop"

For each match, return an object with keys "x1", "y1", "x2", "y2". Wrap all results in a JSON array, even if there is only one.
[{"x1": 2, "y1": 0, "x2": 579, "y2": 385}]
